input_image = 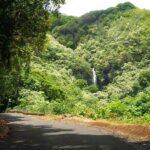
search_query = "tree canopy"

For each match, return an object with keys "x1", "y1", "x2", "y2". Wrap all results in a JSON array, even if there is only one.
[
  {"x1": 0, "y1": 0, "x2": 65, "y2": 111},
  {"x1": 0, "y1": 0, "x2": 65, "y2": 68}
]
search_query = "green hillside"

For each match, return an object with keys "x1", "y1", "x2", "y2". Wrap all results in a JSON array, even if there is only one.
[
  {"x1": 50, "y1": 2, "x2": 136, "y2": 49},
  {"x1": 1, "y1": 2, "x2": 150, "y2": 123},
  {"x1": 50, "y1": 2, "x2": 150, "y2": 100}
]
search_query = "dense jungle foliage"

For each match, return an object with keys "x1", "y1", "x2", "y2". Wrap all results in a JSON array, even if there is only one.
[
  {"x1": 0, "y1": 2, "x2": 150, "y2": 123},
  {"x1": 0, "y1": 0, "x2": 65, "y2": 111}
]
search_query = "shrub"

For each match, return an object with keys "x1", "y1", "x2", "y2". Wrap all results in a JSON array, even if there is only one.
[
  {"x1": 75, "y1": 79, "x2": 88, "y2": 89},
  {"x1": 16, "y1": 89, "x2": 49, "y2": 113},
  {"x1": 139, "y1": 70, "x2": 150, "y2": 87},
  {"x1": 85, "y1": 84, "x2": 99, "y2": 93},
  {"x1": 105, "y1": 100, "x2": 128, "y2": 118}
]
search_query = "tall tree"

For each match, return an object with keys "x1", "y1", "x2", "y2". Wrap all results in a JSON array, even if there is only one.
[{"x1": 0, "y1": 0, "x2": 65, "y2": 111}]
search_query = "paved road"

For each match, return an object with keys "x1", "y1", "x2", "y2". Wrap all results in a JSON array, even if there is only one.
[{"x1": 0, "y1": 113, "x2": 149, "y2": 150}]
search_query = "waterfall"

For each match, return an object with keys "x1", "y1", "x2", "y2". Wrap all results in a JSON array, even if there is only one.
[{"x1": 92, "y1": 68, "x2": 97, "y2": 85}]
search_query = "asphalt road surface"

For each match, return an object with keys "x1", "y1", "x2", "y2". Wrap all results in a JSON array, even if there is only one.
[{"x1": 0, "y1": 113, "x2": 149, "y2": 150}]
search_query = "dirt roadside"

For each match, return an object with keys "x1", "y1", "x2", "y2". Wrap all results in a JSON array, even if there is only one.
[
  {"x1": 0, "y1": 119, "x2": 10, "y2": 139},
  {"x1": 34, "y1": 115, "x2": 150, "y2": 143}
]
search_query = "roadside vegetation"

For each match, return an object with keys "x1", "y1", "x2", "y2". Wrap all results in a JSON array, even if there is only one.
[{"x1": 0, "y1": 2, "x2": 150, "y2": 124}]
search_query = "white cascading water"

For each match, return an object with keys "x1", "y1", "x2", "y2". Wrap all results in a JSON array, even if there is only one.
[{"x1": 92, "y1": 68, "x2": 97, "y2": 85}]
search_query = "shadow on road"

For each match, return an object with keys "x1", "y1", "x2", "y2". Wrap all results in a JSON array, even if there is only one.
[{"x1": 0, "y1": 113, "x2": 149, "y2": 150}]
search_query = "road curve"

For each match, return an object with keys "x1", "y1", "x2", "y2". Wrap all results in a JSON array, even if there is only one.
[{"x1": 0, "y1": 113, "x2": 149, "y2": 150}]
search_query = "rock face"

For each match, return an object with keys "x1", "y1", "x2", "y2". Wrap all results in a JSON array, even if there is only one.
[{"x1": 0, "y1": 119, "x2": 9, "y2": 139}]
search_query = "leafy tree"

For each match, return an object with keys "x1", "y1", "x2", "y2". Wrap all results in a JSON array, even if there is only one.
[
  {"x1": 0, "y1": 0, "x2": 65, "y2": 111},
  {"x1": 0, "y1": 0, "x2": 65, "y2": 68}
]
